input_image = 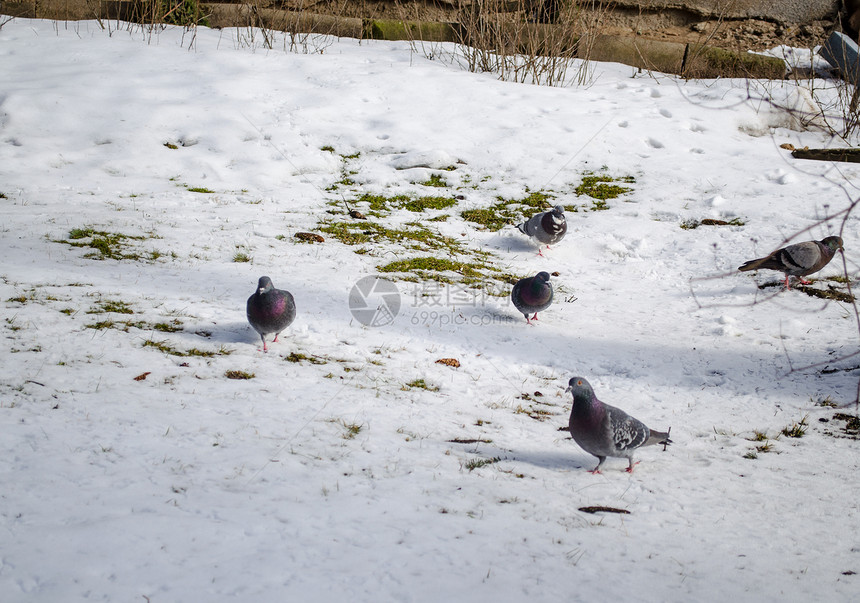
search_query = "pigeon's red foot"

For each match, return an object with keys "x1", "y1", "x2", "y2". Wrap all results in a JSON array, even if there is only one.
[
  {"x1": 531, "y1": 313, "x2": 539, "y2": 321},
  {"x1": 625, "y1": 461, "x2": 641, "y2": 473},
  {"x1": 590, "y1": 469, "x2": 602, "y2": 475}
]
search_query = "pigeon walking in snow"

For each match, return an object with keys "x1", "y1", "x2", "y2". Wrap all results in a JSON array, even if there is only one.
[
  {"x1": 566, "y1": 377, "x2": 671, "y2": 474},
  {"x1": 511, "y1": 271, "x2": 553, "y2": 324},
  {"x1": 516, "y1": 205, "x2": 567, "y2": 255},
  {"x1": 246, "y1": 276, "x2": 296, "y2": 352},
  {"x1": 737, "y1": 236, "x2": 843, "y2": 289}
]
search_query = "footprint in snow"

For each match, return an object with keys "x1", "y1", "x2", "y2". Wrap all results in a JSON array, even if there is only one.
[
  {"x1": 659, "y1": 108, "x2": 672, "y2": 118},
  {"x1": 765, "y1": 169, "x2": 796, "y2": 185},
  {"x1": 646, "y1": 137, "x2": 665, "y2": 149}
]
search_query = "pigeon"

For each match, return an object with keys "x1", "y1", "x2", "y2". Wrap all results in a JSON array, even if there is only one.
[
  {"x1": 566, "y1": 377, "x2": 671, "y2": 474},
  {"x1": 737, "y1": 236, "x2": 843, "y2": 289},
  {"x1": 516, "y1": 205, "x2": 567, "y2": 255},
  {"x1": 511, "y1": 271, "x2": 553, "y2": 324},
  {"x1": 246, "y1": 276, "x2": 296, "y2": 352}
]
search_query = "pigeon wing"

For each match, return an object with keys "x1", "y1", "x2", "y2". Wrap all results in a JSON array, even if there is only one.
[
  {"x1": 607, "y1": 405, "x2": 650, "y2": 452},
  {"x1": 517, "y1": 213, "x2": 542, "y2": 237},
  {"x1": 780, "y1": 241, "x2": 822, "y2": 273}
]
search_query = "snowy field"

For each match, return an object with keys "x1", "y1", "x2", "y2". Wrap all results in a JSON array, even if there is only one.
[{"x1": 2, "y1": 17, "x2": 860, "y2": 601}]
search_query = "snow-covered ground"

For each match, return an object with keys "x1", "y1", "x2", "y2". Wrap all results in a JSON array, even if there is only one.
[{"x1": 2, "y1": 17, "x2": 860, "y2": 601}]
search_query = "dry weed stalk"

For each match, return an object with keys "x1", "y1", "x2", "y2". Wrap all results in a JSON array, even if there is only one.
[{"x1": 443, "y1": 0, "x2": 615, "y2": 86}]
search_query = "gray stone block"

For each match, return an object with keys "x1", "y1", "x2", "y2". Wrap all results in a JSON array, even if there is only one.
[{"x1": 819, "y1": 31, "x2": 860, "y2": 85}]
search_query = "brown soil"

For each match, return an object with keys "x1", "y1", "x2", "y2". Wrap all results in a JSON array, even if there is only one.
[{"x1": 301, "y1": 1, "x2": 833, "y2": 51}]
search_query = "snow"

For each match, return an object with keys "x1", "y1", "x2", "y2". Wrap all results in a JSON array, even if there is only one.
[{"x1": 2, "y1": 17, "x2": 860, "y2": 601}]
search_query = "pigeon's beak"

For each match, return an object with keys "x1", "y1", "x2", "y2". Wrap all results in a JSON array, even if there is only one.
[{"x1": 564, "y1": 385, "x2": 572, "y2": 393}]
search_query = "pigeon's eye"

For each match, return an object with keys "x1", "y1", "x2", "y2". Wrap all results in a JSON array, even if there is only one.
[{"x1": 577, "y1": 380, "x2": 583, "y2": 386}]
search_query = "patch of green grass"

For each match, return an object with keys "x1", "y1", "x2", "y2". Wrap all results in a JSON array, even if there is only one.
[
  {"x1": 465, "y1": 456, "x2": 501, "y2": 471},
  {"x1": 86, "y1": 318, "x2": 182, "y2": 332},
  {"x1": 6, "y1": 295, "x2": 31, "y2": 304},
  {"x1": 461, "y1": 190, "x2": 554, "y2": 232},
  {"x1": 680, "y1": 219, "x2": 700, "y2": 230},
  {"x1": 420, "y1": 174, "x2": 449, "y2": 188},
  {"x1": 815, "y1": 396, "x2": 838, "y2": 408},
  {"x1": 233, "y1": 252, "x2": 252, "y2": 263},
  {"x1": 89, "y1": 300, "x2": 134, "y2": 315},
  {"x1": 339, "y1": 420, "x2": 363, "y2": 440},
  {"x1": 575, "y1": 173, "x2": 634, "y2": 201},
  {"x1": 401, "y1": 196, "x2": 457, "y2": 212},
  {"x1": 68, "y1": 228, "x2": 96, "y2": 240},
  {"x1": 795, "y1": 284, "x2": 855, "y2": 303},
  {"x1": 749, "y1": 430, "x2": 769, "y2": 442},
  {"x1": 461, "y1": 207, "x2": 512, "y2": 231},
  {"x1": 781, "y1": 416, "x2": 808, "y2": 438},
  {"x1": 514, "y1": 404, "x2": 554, "y2": 421},
  {"x1": 378, "y1": 254, "x2": 519, "y2": 294},
  {"x1": 320, "y1": 221, "x2": 461, "y2": 253},
  {"x1": 317, "y1": 188, "x2": 519, "y2": 296},
  {"x1": 153, "y1": 320, "x2": 183, "y2": 333},
  {"x1": 285, "y1": 352, "x2": 328, "y2": 365},
  {"x1": 336, "y1": 174, "x2": 356, "y2": 187},
  {"x1": 403, "y1": 378, "x2": 439, "y2": 392},
  {"x1": 755, "y1": 442, "x2": 775, "y2": 453},
  {"x1": 517, "y1": 190, "x2": 555, "y2": 209},
  {"x1": 86, "y1": 319, "x2": 123, "y2": 330},
  {"x1": 143, "y1": 339, "x2": 230, "y2": 357},
  {"x1": 380, "y1": 257, "x2": 483, "y2": 279},
  {"x1": 357, "y1": 193, "x2": 412, "y2": 212},
  {"x1": 187, "y1": 187, "x2": 215, "y2": 194},
  {"x1": 225, "y1": 370, "x2": 255, "y2": 380},
  {"x1": 355, "y1": 193, "x2": 457, "y2": 213},
  {"x1": 58, "y1": 228, "x2": 156, "y2": 261},
  {"x1": 680, "y1": 217, "x2": 746, "y2": 230},
  {"x1": 318, "y1": 222, "x2": 372, "y2": 245},
  {"x1": 321, "y1": 145, "x2": 335, "y2": 153}
]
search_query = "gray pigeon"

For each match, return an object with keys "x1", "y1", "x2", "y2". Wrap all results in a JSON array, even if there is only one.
[
  {"x1": 516, "y1": 205, "x2": 567, "y2": 255},
  {"x1": 246, "y1": 276, "x2": 296, "y2": 352},
  {"x1": 738, "y1": 236, "x2": 843, "y2": 289},
  {"x1": 511, "y1": 271, "x2": 553, "y2": 324},
  {"x1": 566, "y1": 377, "x2": 671, "y2": 474}
]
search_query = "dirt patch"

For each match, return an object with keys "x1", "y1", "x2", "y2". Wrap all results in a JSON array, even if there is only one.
[
  {"x1": 832, "y1": 412, "x2": 860, "y2": 438},
  {"x1": 305, "y1": 1, "x2": 831, "y2": 51}
]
